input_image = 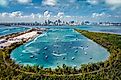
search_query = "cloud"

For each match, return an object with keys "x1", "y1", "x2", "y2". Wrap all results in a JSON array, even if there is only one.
[
  {"x1": 17, "y1": 0, "x2": 32, "y2": 4},
  {"x1": 0, "y1": 0, "x2": 8, "y2": 7},
  {"x1": 0, "y1": 11, "x2": 23, "y2": 17},
  {"x1": 10, "y1": 11, "x2": 23, "y2": 17},
  {"x1": 0, "y1": 12, "x2": 9, "y2": 17},
  {"x1": 87, "y1": 0, "x2": 121, "y2": 9},
  {"x1": 92, "y1": 12, "x2": 106, "y2": 18},
  {"x1": 43, "y1": 10, "x2": 51, "y2": 17},
  {"x1": 105, "y1": 0, "x2": 121, "y2": 9},
  {"x1": 0, "y1": 11, "x2": 79, "y2": 23},
  {"x1": 57, "y1": 12, "x2": 64, "y2": 18},
  {"x1": 42, "y1": 0, "x2": 56, "y2": 6}
]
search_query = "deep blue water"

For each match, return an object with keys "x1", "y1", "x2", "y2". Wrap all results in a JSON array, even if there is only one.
[
  {"x1": 0, "y1": 26, "x2": 29, "y2": 36},
  {"x1": 11, "y1": 28, "x2": 109, "y2": 68}
]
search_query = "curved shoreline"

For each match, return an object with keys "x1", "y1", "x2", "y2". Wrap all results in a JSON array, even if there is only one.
[
  {"x1": 10, "y1": 28, "x2": 109, "y2": 69},
  {"x1": 0, "y1": 29, "x2": 121, "y2": 79}
]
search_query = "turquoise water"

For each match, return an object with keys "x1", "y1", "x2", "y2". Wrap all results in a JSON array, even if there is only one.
[
  {"x1": 11, "y1": 28, "x2": 109, "y2": 68},
  {"x1": 0, "y1": 26, "x2": 29, "y2": 36}
]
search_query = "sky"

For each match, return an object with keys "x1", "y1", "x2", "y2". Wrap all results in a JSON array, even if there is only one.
[{"x1": 0, "y1": 0, "x2": 121, "y2": 23}]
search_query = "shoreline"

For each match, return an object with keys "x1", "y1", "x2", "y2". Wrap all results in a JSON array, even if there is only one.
[
  {"x1": 0, "y1": 28, "x2": 46, "y2": 49},
  {"x1": 0, "y1": 29, "x2": 121, "y2": 79}
]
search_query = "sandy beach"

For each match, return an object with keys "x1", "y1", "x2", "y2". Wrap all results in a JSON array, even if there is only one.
[{"x1": 0, "y1": 30, "x2": 40, "y2": 48}]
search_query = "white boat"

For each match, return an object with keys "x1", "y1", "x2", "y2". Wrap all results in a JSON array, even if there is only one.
[
  {"x1": 20, "y1": 54, "x2": 23, "y2": 56},
  {"x1": 44, "y1": 47, "x2": 48, "y2": 50},
  {"x1": 30, "y1": 55, "x2": 34, "y2": 58},
  {"x1": 74, "y1": 50, "x2": 78, "y2": 53},
  {"x1": 72, "y1": 57, "x2": 75, "y2": 60},
  {"x1": 84, "y1": 52, "x2": 87, "y2": 55},
  {"x1": 35, "y1": 58, "x2": 38, "y2": 60},
  {"x1": 45, "y1": 55, "x2": 48, "y2": 59}
]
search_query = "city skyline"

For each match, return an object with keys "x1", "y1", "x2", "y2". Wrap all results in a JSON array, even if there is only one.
[{"x1": 0, "y1": 0, "x2": 121, "y2": 22}]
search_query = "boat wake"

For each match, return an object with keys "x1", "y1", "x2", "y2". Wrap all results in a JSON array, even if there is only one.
[
  {"x1": 22, "y1": 47, "x2": 40, "y2": 53},
  {"x1": 52, "y1": 52, "x2": 67, "y2": 57}
]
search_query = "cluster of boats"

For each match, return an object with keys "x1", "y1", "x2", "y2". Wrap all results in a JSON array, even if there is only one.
[{"x1": 19, "y1": 44, "x2": 93, "y2": 63}]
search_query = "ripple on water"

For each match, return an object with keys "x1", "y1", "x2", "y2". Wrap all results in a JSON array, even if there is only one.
[{"x1": 11, "y1": 28, "x2": 109, "y2": 69}]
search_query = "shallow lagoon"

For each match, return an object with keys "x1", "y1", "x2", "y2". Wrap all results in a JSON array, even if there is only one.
[{"x1": 11, "y1": 28, "x2": 109, "y2": 68}]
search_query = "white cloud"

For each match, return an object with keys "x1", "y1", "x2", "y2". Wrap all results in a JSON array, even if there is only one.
[
  {"x1": 43, "y1": 11, "x2": 51, "y2": 17},
  {"x1": 87, "y1": 0, "x2": 98, "y2": 5},
  {"x1": 1, "y1": 12, "x2": 9, "y2": 17},
  {"x1": 10, "y1": 11, "x2": 23, "y2": 17},
  {"x1": 42, "y1": 0, "x2": 56, "y2": 6},
  {"x1": 0, "y1": 11, "x2": 23, "y2": 17},
  {"x1": 17, "y1": 0, "x2": 32, "y2": 4},
  {"x1": 105, "y1": 0, "x2": 121, "y2": 9},
  {"x1": 92, "y1": 12, "x2": 106, "y2": 18},
  {"x1": 0, "y1": 11, "x2": 80, "y2": 23},
  {"x1": 0, "y1": 0, "x2": 8, "y2": 6},
  {"x1": 0, "y1": 11, "x2": 51, "y2": 22},
  {"x1": 57, "y1": 12, "x2": 64, "y2": 18}
]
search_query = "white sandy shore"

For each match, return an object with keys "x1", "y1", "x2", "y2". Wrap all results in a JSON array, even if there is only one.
[{"x1": 0, "y1": 31, "x2": 39, "y2": 48}]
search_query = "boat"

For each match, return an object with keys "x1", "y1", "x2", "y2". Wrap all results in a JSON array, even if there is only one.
[
  {"x1": 20, "y1": 54, "x2": 23, "y2": 56},
  {"x1": 43, "y1": 52, "x2": 45, "y2": 54},
  {"x1": 35, "y1": 58, "x2": 38, "y2": 60},
  {"x1": 84, "y1": 52, "x2": 87, "y2": 55},
  {"x1": 30, "y1": 55, "x2": 34, "y2": 58},
  {"x1": 45, "y1": 55, "x2": 48, "y2": 59},
  {"x1": 63, "y1": 57, "x2": 65, "y2": 60},
  {"x1": 56, "y1": 37, "x2": 59, "y2": 40},
  {"x1": 69, "y1": 46, "x2": 72, "y2": 48},
  {"x1": 72, "y1": 57, "x2": 75, "y2": 60},
  {"x1": 74, "y1": 50, "x2": 78, "y2": 53},
  {"x1": 90, "y1": 57, "x2": 92, "y2": 59},
  {"x1": 44, "y1": 47, "x2": 48, "y2": 50},
  {"x1": 53, "y1": 51, "x2": 56, "y2": 53}
]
